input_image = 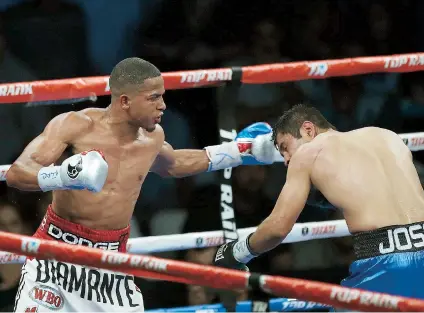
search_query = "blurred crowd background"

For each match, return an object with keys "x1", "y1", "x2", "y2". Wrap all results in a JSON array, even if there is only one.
[{"x1": 1, "y1": 0, "x2": 424, "y2": 311}]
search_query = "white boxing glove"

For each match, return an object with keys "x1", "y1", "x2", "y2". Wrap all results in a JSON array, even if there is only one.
[
  {"x1": 37, "y1": 149, "x2": 108, "y2": 192},
  {"x1": 205, "y1": 122, "x2": 284, "y2": 171}
]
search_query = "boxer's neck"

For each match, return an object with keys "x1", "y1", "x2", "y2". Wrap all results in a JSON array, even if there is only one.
[
  {"x1": 316, "y1": 127, "x2": 335, "y2": 136},
  {"x1": 104, "y1": 104, "x2": 139, "y2": 139}
]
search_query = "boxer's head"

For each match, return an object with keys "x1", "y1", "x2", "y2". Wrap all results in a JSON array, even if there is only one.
[
  {"x1": 272, "y1": 104, "x2": 335, "y2": 165},
  {"x1": 109, "y1": 57, "x2": 165, "y2": 132}
]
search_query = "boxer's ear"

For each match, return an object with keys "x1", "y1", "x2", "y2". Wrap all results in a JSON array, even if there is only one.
[
  {"x1": 301, "y1": 121, "x2": 316, "y2": 138},
  {"x1": 120, "y1": 94, "x2": 130, "y2": 110}
]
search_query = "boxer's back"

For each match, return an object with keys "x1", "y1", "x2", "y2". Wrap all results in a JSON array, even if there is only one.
[{"x1": 311, "y1": 127, "x2": 424, "y2": 233}]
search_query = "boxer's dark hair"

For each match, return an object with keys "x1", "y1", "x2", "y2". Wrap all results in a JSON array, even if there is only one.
[
  {"x1": 109, "y1": 57, "x2": 161, "y2": 96},
  {"x1": 272, "y1": 104, "x2": 335, "y2": 145}
]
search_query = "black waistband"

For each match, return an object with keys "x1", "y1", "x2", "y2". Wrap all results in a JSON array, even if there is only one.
[{"x1": 353, "y1": 221, "x2": 424, "y2": 260}]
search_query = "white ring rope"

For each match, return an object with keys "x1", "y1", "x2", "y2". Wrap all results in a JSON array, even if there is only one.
[
  {"x1": 0, "y1": 131, "x2": 423, "y2": 263},
  {"x1": 0, "y1": 133, "x2": 422, "y2": 263},
  {"x1": 0, "y1": 132, "x2": 423, "y2": 182},
  {"x1": 0, "y1": 219, "x2": 350, "y2": 264}
]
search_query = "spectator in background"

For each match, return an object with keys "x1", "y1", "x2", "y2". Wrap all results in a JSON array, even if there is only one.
[
  {"x1": 218, "y1": 18, "x2": 288, "y2": 111},
  {"x1": 135, "y1": 0, "x2": 225, "y2": 71},
  {"x1": 231, "y1": 165, "x2": 273, "y2": 227},
  {"x1": 0, "y1": 199, "x2": 30, "y2": 235},
  {"x1": 216, "y1": 19, "x2": 295, "y2": 135},
  {"x1": 329, "y1": 79, "x2": 362, "y2": 131},
  {"x1": 2, "y1": 0, "x2": 91, "y2": 80},
  {"x1": 401, "y1": 73, "x2": 424, "y2": 119},
  {"x1": 366, "y1": 3, "x2": 392, "y2": 56},
  {"x1": 0, "y1": 200, "x2": 31, "y2": 312},
  {"x1": 5, "y1": 186, "x2": 50, "y2": 232},
  {"x1": 290, "y1": 0, "x2": 335, "y2": 61},
  {"x1": 0, "y1": 14, "x2": 50, "y2": 165}
]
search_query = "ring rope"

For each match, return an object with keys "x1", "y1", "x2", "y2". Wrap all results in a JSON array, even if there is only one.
[
  {"x1": 0, "y1": 219, "x2": 350, "y2": 264},
  {"x1": 0, "y1": 53, "x2": 423, "y2": 104},
  {"x1": 0, "y1": 131, "x2": 423, "y2": 181},
  {"x1": 1, "y1": 230, "x2": 424, "y2": 311},
  {"x1": 145, "y1": 298, "x2": 331, "y2": 312}
]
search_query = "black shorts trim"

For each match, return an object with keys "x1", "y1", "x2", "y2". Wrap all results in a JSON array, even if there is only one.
[{"x1": 353, "y1": 221, "x2": 424, "y2": 259}]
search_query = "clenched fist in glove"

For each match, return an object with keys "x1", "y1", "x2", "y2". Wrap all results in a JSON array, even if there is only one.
[
  {"x1": 37, "y1": 149, "x2": 108, "y2": 192},
  {"x1": 205, "y1": 122, "x2": 283, "y2": 171},
  {"x1": 213, "y1": 234, "x2": 257, "y2": 271}
]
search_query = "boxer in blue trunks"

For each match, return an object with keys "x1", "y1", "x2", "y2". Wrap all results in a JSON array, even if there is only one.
[{"x1": 213, "y1": 104, "x2": 424, "y2": 300}]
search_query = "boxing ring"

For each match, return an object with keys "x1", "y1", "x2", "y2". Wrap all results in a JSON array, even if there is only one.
[{"x1": 1, "y1": 53, "x2": 424, "y2": 311}]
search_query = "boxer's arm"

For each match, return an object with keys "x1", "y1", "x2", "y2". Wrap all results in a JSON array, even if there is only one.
[
  {"x1": 151, "y1": 141, "x2": 210, "y2": 178},
  {"x1": 151, "y1": 122, "x2": 280, "y2": 177},
  {"x1": 247, "y1": 149, "x2": 312, "y2": 254},
  {"x1": 213, "y1": 148, "x2": 313, "y2": 269},
  {"x1": 6, "y1": 112, "x2": 92, "y2": 191}
]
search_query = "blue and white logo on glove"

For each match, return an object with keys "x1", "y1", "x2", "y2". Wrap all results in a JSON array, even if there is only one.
[{"x1": 236, "y1": 122, "x2": 281, "y2": 165}]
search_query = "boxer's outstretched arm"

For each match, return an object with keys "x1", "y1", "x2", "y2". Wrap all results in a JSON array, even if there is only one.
[
  {"x1": 248, "y1": 149, "x2": 313, "y2": 254},
  {"x1": 152, "y1": 122, "x2": 282, "y2": 177},
  {"x1": 151, "y1": 141, "x2": 210, "y2": 178},
  {"x1": 6, "y1": 112, "x2": 92, "y2": 191}
]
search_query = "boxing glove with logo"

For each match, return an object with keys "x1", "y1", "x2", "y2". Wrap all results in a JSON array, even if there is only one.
[
  {"x1": 213, "y1": 234, "x2": 257, "y2": 271},
  {"x1": 37, "y1": 150, "x2": 108, "y2": 192},
  {"x1": 205, "y1": 122, "x2": 283, "y2": 171}
]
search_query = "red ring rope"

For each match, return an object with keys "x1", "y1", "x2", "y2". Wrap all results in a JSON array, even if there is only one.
[
  {"x1": 1, "y1": 230, "x2": 424, "y2": 311},
  {"x1": 0, "y1": 53, "x2": 423, "y2": 104}
]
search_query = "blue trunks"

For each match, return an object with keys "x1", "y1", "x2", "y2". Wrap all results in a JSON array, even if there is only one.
[{"x1": 341, "y1": 221, "x2": 424, "y2": 299}]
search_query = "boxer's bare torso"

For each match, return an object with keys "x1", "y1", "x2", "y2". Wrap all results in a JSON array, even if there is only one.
[
  {"x1": 296, "y1": 127, "x2": 424, "y2": 233},
  {"x1": 10, "y1": 108, "x2": 168, "y2": 230},
  {"x1": 54, "y1": 108, "x2": 165, "y2": 229}
]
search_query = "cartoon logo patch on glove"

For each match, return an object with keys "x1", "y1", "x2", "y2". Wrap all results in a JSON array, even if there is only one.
[{"x1": 67, "y1": 156, "x2": 83, "y2": 179}]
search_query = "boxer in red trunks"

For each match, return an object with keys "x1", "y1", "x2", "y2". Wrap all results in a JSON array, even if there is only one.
[{"x1": 6, "y1": 57, "x2": 281, "y2": 312}]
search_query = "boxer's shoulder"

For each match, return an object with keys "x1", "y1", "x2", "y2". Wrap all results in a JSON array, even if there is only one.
[
  {"x1": 64, "y1": 110, "x2": 94, "y2": 125},
  {"x1": 347, "y1": 126, "x2": 394, "y2": 140},
  {"x1": 47, "y1": 110, "x2": 93, "y2": 138},
  {"x1": 78, "y1": 108, "x2": 104, "y2": 123}
]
